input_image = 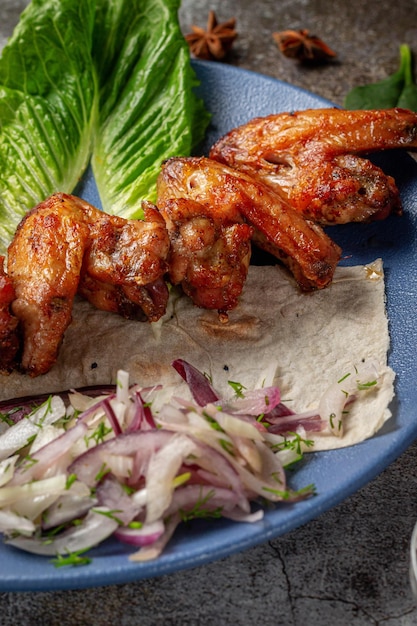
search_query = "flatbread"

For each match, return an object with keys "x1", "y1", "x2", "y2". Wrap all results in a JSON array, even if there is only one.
[{"x1": 0, "y1": 260, "x2": 395, "y2": 451}]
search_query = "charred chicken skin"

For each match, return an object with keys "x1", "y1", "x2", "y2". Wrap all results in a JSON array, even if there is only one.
[
  {"x1": 157, "y1": 156, "x2": 341, "y2": 292},
  {"x1": 77, "y1": 198, "x2": 170, "y2": 322},
  {"x1": 7, "y1": 193, "x2": 170, "y2": 376},
  {"x1": 210, "y1": 107, "x2": 417, "y2": 225},
  {"x1": 158, "y1": 196, "x2": 253, "y2": 313}
]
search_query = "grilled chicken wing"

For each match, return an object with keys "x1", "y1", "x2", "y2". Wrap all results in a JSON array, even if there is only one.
[
  {"x1": 158, "y1": 196, "x2": 252, "y2": 312},
  {"x1": 0, "y1": 256, "x2": 20, "y2": 372},
  {"x1": 7, "y1": 194, "x2": 89, "y2": 376},
  {"x1": 78, "y1": 199, "x2": 170, "y2": 322},
  {"x1": 210, "y1": 107, "x2": 417, "y2": 224},
  {"x1": 157, "y1": 157, "x2": 341, "y2": 292},
  {"x1": 7, "y1": 194, "x2": 170, "y2": 376}
]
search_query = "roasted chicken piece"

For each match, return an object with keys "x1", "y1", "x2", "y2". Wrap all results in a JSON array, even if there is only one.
[
  {"x1": 78, "y1": 199, "x2": 170, "y2": 322},
  {"x1": 210, "y1": 107, "x2": 417, "y2": 225},
  {"x1": 7, "y1": 194, "x2": 170, "y2": 376},
  {"x1": 0, "y1": 256, "x2": 20, "y2": 372},
  {"x1": 7, "y1": 195, "x2": 90, "y2": 376},
  {"x1": 158, "y1": 196, "x2": 253, "y2": 312},
  {"x1": 157, "y1": 157, "x2": 341, "y2": 292}
]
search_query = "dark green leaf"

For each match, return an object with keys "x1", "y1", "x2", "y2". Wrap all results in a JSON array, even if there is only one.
[{"x1": 344, "y1": 44, "x2": 417, "y2": 112}]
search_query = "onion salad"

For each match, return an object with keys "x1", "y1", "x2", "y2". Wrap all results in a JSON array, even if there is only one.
[{"x1": 0, "y1": 359, "x2": 382, "y2": 565}]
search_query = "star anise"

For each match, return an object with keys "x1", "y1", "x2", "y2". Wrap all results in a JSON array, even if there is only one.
[
  {"x1": 185, "y1": 11, "x2": 237, "y2": 61},
  {"x1": 273, "y1": 29, "x2": 336, "y2": 63}
]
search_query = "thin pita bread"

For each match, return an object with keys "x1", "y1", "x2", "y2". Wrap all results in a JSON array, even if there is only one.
[{"x1": 0, "y1": 260, "x2": 394, "y2": 451}]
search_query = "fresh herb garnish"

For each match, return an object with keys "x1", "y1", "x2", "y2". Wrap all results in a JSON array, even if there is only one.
[
  {"x1": 52, "y1": 550, "x2": 92, "y2": 568},
  {"x1": 179, "y1": 489, "x2": 223, "y2": 522},
  {"x1": 357, "y1": 379, "x2": 378, "y2": 391},
  {"x1": 228, "y1": 381, "x2": 246, "y2": 398},
  {"x1": 94, "y1": 462, "x2": 110, "y2": 483},
  {"x1": 65, "y1": 473, "x2": 78, "y2": 490},
  {"x1": 263, "y1": 483, "x2": 316, "y2": 500},
  {"x1": 273, "y1": 432, "x2": 314, "y2": 456},
  {"x1": 87, "y1": 421, "x2": 112, "y2": 446},
  {"x1": 92, "y1": 508, "x2": 124, "y2": 525},
  {"x1": 345, "y1": 44, "x2": 417, "y2": 111}
]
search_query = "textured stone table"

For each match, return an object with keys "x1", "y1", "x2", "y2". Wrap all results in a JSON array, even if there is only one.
[{"x1": 1, "y1": 0, "x2": 417, "y2": 624}]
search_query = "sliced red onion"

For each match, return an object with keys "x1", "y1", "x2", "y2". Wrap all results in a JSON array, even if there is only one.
[
  {"x1": 172, "y1": 359, "x2": 219, "y2": 405},
  {"x1": 184, "y1": 439, "x2": 251, "y2": 512},
  {"x1": 232, "y1": 436, "x2": 263, "y2": 473},
  {"x1": 10, "y1": 420, "x2": 88, "y2": 486},
  {"x1": 95, "y1": 474, "x2": 140, "y2": 525},
  {"x1": 68, "y1": 429, "x2": 174, "y2": 487},
  {"x1": 165, "y1": 484, "x2": 242, "y2": 518},
  {"x1": 266, "y1": 402, "x2": 295, "y2": 418},
  {"x1": 100, "y1": 398, "x2": 122, "y2": 436},
  {"x1": 224, "y1": 385, "x2": 281, "y2": 416},
  {"x1": 126, "y1": 391, "x2": 157, "y2": 432},
  {"x1": 29, "y1": 424, "x2": 65, "y2": 454},
  {"x1": 114, "y1": 520, "x2": 165, "y2": 547},
  {"x1": 129, "y1": 513, "x2": 182, "y2": 562},
  {"x1": 203, "y1": 403, "x2": 264, "y2": 441},
  {"x1": 265, "y1": 410, "x2": 324, "y2": 434}
]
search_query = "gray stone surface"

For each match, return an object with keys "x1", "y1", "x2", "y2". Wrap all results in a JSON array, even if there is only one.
[{"x1": 1, "y1": 0, "x2": 417, "y2": 624}]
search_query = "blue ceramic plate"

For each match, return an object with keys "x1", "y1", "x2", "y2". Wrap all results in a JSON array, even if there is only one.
[{"x1": 2, "y1": 60, "x2": 417, "y2": 592}]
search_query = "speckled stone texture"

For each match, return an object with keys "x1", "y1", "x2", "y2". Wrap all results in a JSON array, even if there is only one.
[{"x1": 1, "y1": 0, "x2": 417, "y2": 624}]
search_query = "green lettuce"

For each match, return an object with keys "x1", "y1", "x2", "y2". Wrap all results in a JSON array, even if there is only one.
[
  {"x1": 0, "y1": 0, "x2": 98, "y2": 253},
  {"x1": 91, "y1": 0, "x2": 210, "y2": 218},
  {"x1": 0, "y1": 0, "x2": 210, "y2": 252}
]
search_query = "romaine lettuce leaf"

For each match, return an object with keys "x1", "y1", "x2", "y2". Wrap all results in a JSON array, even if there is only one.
[
  {"x1": 0, "y1": 0, "x2": 98, "y2": 254},
  {"x1": 0, "y1": 0, "x2": 210, "y2": 252},
  {"x1": 91, "y1": 0, "x2": 210, "y2": 219}
]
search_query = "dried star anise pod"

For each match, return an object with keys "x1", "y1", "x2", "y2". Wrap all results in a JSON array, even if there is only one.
[
  {"x1": 273, "y1": 29, "x2": 336, "y2": 63},
  {"x1": 185, "y1": 10, "x2": 237, "y2": 61}
]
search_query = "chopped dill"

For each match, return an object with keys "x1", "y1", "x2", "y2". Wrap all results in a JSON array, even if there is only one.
[
  {"x1": 52, "y1": 549, "x2": 92, "y2": 568},
  {"x1": 228, "y1": 380, "x2": 246, "y2": 398},
  {"x1": 357, "y1": 379, "x2": 377, "y2": 391},
  {"x1": 179, "y1": 489, "x2": 223, "y2": 522},
  {"x1": 65, "y1": 473, "x2": 77, "y2": 490},
  {"x1": 94, "y1": 462, "x2": 109, "y2": 483},
  {"x1": 92, "y1": 508, "x2": 124, "y2": 525}
]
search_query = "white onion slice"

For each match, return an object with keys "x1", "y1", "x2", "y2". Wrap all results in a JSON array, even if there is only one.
[
  {"x1": 6, "y1": 507, "x2": 118, "y2": 556},
  {"x1": 319, "y1": 361, "x2": 381, "y2": 436},
  {"x1": 0, "y1": 509, "x2": 35, "y2": 535},
  {"x1": 145, "y1": 434, "x2": 198, "y2": 523},
  {"x1": 0, "y1": 396, "x2": 66, "y2": 461}
]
